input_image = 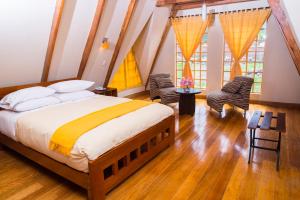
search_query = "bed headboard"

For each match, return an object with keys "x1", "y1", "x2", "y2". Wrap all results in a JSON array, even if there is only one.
[{"x1": 0, "y1": 78, "x2": 77, "y2": 99}]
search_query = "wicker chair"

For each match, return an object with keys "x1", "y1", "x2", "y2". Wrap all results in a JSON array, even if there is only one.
[
  {"x1": 207, "y1": 76, "x2": 254, "y2": 117},
  {"x1": 149, "y1": 74, "x2": 179, "y2": 105}
]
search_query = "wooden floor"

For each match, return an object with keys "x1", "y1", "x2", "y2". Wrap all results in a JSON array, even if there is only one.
[{"x1": 1, "y1": 95, "x2": 300, "y2": 200}]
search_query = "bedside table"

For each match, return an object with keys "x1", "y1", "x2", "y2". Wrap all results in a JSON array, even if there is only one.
[{"x1": 93, "y1": 87, "x2": 117, "y2": 97}]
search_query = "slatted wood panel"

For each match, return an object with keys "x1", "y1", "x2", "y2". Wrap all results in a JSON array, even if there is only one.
[
  {"x1": 248, "y1": 110, "x2": 262, "y2": 129},
  {"x1": 260, "y1": 111, "x2": 273, "y2": 130},
  {"x1": 277, "y1": 112, "x2": 286, "y2": 132}
]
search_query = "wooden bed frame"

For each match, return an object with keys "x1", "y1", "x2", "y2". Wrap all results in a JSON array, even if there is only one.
[{"x1": 0, "y1": 80, "x2": 176, "y2": 200}]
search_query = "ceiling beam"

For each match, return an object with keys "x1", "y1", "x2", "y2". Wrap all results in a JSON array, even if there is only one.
[
  {"x1": 268, "y1": 0, "x2": 300, "y2": 75},
  {"x1": 77, "y1": 0, "x2": 106, "y2": 79},
  {"x1": 156, "y1": 0, "x2": 257, "y2": 10},
  {"x1": 144, "y1": 8, "x2": 178, "y2": 90},
  {"x1": 103, "y1": 0, "x2": 138, "y2": 87},
  {"x1": 41, "y1": 0, "x2": 64, "y2": 82}
]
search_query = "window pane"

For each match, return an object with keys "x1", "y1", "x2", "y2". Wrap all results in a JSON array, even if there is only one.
[
  {"x1": 201, "y1": 80, "x2": 206, "y2": 88},
  {"x1": 248, "y1": 52, "x2": 255, "y2": 62},
  {"x1": 177, "y1": 52, "x2": 183, "y2": 61},
  {"x1": 257, "y1": 41, "x2": 265, "y2": 51},
  {"x1": 248, "y1": 63, "x2": 255, "y2": 72},
  {"x1": 201, "y1": 71, "x2": 207, "y2": 79},
  {"x1": 224, "y1": 52, "x2": 231, "y2": 62},
  {"x1": 241, "y1": 62, "x2": 247, "y2": 72},
  {"x1": 201, "y1": 62, "x2": 207, "y2": 70},
  {"x1": 224, "y1": 72, "x2": 230, "y2": 81},
  {"x1": 194, "y1": 80, "x2": 200, "y2": 88},
  {"x1": 201, "y1": 53, "x2": 207, "y2": 61},
  {"x1": 177, "y1": 71, "x2": 182, "y2": 79},
  {"x1": 253, "y1": 82, "x2": 262, "y2": 93},
  {"x1": 177, "y1": 62, "x2": 183, "y2": 70},
  {"x1": 194, "y1": 53, "x2": 200, "y2": 61},
  {"x1": 254, "y1": 73, "x2": 262, "y2": 82},
  {"x1": 195, "y1": 62, "x2": 200, "y2": 70},
  {"x1": 201, "y1": 43, "x2": 208, "y2": 52},
  {"x1": 256, "y1": 63, "x2": 263, "y2": 72},
  {"x1": 195, "y1": 71, "x2": 200, "y2": 79},
  {"x1": 224, "y1": 62, "x2": 231, "y2": 71},
  {"x1": 256, "y1": 52, "x2": 264, "y2": 62}
]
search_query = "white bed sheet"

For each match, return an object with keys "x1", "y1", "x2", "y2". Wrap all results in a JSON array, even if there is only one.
[{"x1": 0, "y1": 95, "x2": 174, "y2": 172}]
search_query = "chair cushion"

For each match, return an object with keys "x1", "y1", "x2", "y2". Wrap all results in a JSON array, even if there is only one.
[
  {"x1": 159, "y1": 87, "x2": 177, "y2": 95},
  {"x1": 156, "y1": 77, "x2": 174, "y2": 88},
  {"x1": 207, "y1": 91, "x2": 242, "y2": 101},
  {"x1": 221, "y1": 80, "x2": 242, "y2": 94}
]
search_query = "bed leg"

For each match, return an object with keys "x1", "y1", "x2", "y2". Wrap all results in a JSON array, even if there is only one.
[{"x1": 88, "y1": 163, "x2": 106, "y2": 200}]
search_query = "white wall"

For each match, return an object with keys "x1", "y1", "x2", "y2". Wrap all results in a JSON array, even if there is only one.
[
  {"x1": 153, "y1": 1, "x2": 300, "y2": 103},
  {"x1": 260, "y1": 15, "x2": 300, "y2": 103},
  {"x1": 83, "y1": 0, "x2": 130, "y2": 86},
  {"x1": 48, "y1": 0, "x2": 98, "y2": 81},
  {"x1": 281, "y1": 0, "x2": 300, "y2": 46},
  {"x1": 0, "y1": 0, "x2": 56, "y2": 87},
  {"x1": 134, "y1": 6, "x2": 171, "y2": 83}
]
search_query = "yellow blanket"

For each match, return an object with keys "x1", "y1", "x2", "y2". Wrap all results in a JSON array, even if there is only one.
[{"x1": 49, "y1": 100, "x2": 152, "y2": 156}]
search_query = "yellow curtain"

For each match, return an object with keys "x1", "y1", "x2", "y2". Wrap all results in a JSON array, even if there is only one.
[
  {"x1": 171, "y1": 15, "x2": 212, "y2": 86},
  {"x1": 219, "y1": 9, "x2": 271, "y2": 80},
  {"x1": 108, "y1": 49, "x2": 142, "y2": 91}
]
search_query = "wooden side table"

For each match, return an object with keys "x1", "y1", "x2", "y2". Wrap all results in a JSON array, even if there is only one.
[
  {"x1": 175, "y1": 88, "x2": 201, "y2": 116},
  {"x1": 248, "y1": 111, "x2": 286, "y2": 170},
  {"x1": 93, "y1": 87, "x2": 117, "y2": 97}
]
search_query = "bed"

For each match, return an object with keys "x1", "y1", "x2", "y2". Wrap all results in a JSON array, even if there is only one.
[{"x1": 0, "y1": 79, "x2": 175, "y2": 200}]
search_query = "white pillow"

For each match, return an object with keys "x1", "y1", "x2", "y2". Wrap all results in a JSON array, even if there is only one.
[
  {"x1": 13, "y1": 96, "x2": 61, "y2": 112},
  {"x1": 54, "y1": 90, "x2": 95, "y2": 102},
  {"x1": 0, "y1": 86, "x2": 56, "y2": 109},
  {"x1": 48, "y1": 80, "x2": 95, "y2": 93}
]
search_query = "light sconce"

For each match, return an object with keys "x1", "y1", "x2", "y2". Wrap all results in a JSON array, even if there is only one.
[{"x1": 101, "y1": 37, "x2": 109, "y2": 50}]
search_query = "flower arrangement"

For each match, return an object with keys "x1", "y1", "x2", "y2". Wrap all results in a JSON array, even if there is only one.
[{"x1": 180, "y1": 77, "x2": 193, "y2": 89}]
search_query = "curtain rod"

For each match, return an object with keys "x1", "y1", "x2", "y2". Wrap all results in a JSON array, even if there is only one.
[{"x1": 169, "y1": 6, "x2": 270, "y2": 19}]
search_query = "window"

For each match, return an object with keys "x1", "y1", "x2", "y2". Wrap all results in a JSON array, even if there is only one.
[
  {"x1": 108, "y1": 49, "x2": 142, "y2": 92},
  {"x1": 223, "y1": 23, "x2": 267, "y2": 93},
  {"x1": 176, "y1": 32, "x2": 208, "y2": 89}
]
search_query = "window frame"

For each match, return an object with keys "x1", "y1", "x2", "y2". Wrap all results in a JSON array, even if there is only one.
[
  {"x1": 222, "y1": 23, "x2": 267, "y2": 94},
  {"x1": 175, "y1": 32, "x2": 209, "y2": 90}
]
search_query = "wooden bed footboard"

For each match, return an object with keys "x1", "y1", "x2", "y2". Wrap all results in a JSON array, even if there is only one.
[
  {"x1": 88, "y1": 115, "x2": 175, "y2": 200},
  {"x1": 0, "y1": 115, "x2": 175, "y2": 200}
]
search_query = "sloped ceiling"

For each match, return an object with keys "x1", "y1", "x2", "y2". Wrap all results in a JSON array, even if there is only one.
[
  {"x1": 0, "y1": 0, "x2": 56, "y2": 87},
  {"x1": 49, "y1": 0, "x2": 98, "y2": 81}
]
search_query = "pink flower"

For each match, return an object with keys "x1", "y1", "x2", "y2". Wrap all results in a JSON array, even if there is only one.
[{"x1": 180, "y1": 77, "x2": 193, "y2": 87}]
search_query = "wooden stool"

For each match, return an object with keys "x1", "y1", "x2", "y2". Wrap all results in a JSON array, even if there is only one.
[{"x1": 248, "y1": 111, "x2": 286, "y2": 170}]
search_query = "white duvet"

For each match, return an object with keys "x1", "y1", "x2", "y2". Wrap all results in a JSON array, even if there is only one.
[{"x1": 0, "y1": 95, "x2": 174, "y2": 172}]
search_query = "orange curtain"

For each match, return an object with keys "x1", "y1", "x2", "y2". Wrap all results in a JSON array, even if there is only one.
[
  {"x1": 171, "y1": 15, "x2": 212, "y2": 86},
  {"x1": 108, "y1": 49, "x2": 142, "y2": 91},
  {"x1": 219, "y1": 9, "x2": 271, "y2": 80}
]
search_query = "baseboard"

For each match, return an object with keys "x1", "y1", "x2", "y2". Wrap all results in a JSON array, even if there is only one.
[
  {"x1": 249, "y1": 99, "x2": 300, "y2": 108},
  {"x1": 126, "y1": 90, "x2": 300, "y2": 109},
  {"x1": 125, "y1": 90, "x2": 150, "y2": 99}
]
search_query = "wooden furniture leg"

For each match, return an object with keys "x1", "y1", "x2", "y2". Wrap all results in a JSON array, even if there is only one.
[
  {"x1": 248, "y1": 128, "x2": 253, "y2": 164},
  {"x1": 276, "y1": 131, "x2": 282, "y2": 171}
]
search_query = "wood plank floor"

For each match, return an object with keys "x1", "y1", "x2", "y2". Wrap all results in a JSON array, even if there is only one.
[{"x1": 0, "y1": 95, "x2": 300, "y2": 200}]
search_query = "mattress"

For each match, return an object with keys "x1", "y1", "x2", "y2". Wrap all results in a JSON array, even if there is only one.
[{"x1": 0, "y1": 95, "x2": 174, "y2": 172}]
